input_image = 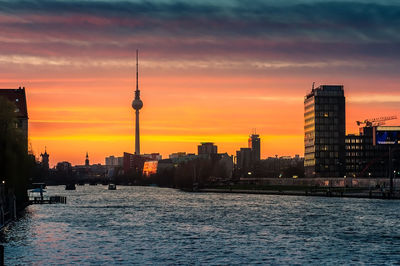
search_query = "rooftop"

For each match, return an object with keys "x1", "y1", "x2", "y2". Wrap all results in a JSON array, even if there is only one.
[
  {"x1": 0, "y1": 87, "x2": 28, "y2": 118},
  {"x1": 305, "y1": 85, "x2": 344, "y2": 99}
]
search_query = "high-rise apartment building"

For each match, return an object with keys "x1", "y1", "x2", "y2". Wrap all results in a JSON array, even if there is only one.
[
  {"x1": 248, "y1": 134, "x2": 261, "y2": 162},
  {"x1": 304, "y1": 85, "x2": 345, "y2": 177}
]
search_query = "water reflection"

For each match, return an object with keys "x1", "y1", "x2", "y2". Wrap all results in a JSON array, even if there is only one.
[{"x1": 3, "y1": 186, "x2": 400, "y2": 264}]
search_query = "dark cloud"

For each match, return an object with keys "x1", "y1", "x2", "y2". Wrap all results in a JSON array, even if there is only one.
[
  {"x1": 1, "y1": 0, "x2": 399, "y2": 40},
  {"x1": 0, "y1": 0, "x2": 399, "y2": 66}
]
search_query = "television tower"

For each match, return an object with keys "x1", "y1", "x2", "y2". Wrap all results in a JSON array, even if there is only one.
[{"x1": 132, "y1": 49, "x2": 143, "y2": 155}]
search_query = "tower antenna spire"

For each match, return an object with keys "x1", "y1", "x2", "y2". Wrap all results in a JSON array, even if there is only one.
[{"x1": 136, "y1": 49, "x2": 138, "y2": 92}]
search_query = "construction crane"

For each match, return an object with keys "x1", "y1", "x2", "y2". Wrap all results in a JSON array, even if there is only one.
[{"x1": 356, "y1": 115, "x2": 397, "y2": 127}]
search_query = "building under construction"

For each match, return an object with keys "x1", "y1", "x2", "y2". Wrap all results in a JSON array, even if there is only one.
[{"x1": 346, "y1": 116, "x2": 400, "y2": 178}]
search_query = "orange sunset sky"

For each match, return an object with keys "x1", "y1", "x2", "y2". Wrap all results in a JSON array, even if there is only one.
[{"x1": 0, "y1": 0, "x2": 399, "y2": 166}]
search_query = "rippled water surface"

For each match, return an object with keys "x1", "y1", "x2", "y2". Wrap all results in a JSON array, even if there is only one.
[{"x1": 3, "y1": 186, "x2": 400, "y2": 265}]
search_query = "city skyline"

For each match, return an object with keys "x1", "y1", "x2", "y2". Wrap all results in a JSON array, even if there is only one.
[{"x1": 0, "y1": 0, "x2": 399, "y2": 165}]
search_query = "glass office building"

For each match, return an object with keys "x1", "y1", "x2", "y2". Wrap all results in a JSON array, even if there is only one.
[{"x1": 304, "y1": 85, "x2": 346, "y2": 177}]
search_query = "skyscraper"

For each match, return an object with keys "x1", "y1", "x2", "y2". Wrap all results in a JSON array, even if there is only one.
[
  {"x1": 304, "y1": 85, "x2": 345, "y2": 177},
  {"x1": 132, "y1": 49, "x2": 143, "y2": 155},
  {"x1": 248, "y1": 134, "x2": 260, "y2": 162}
]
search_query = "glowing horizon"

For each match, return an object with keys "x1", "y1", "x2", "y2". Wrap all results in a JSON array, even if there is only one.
[{"x1": 1, "y1": 0, "x2": 400, "y2": 166}]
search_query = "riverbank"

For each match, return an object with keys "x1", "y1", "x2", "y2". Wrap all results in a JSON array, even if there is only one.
[
  {"x1": 198, "y1": 186, "x2": 398, "y2": 199},
  {"x1": 191, "y1": 177, "x2": 400, "y2": 199}
]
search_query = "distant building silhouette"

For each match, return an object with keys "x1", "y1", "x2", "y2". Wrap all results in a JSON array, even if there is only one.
[
  {"x1": 0, "y1": 87, "x2": 28, "y2": 150},
  {"x1": 198, "y1": 142, "x2": 218, "y2": 155},
  {"x1": 56, "y1": 161, "x2": 72, "y2": 172},
  {"x1": 169, "y1": 152, "x2": 190, "y2": 159},
  {"x1": 304, "y1": 85, "x2": 345, "y2": 177},
  {"x1": 105, "y1": 155, "x2": 123, "y2": 167},
  {"x1": 85, "y1": 152, "x2": 90, "y2": 166},
  {"x1": 143, "y1": 153, "x2": 162, "y2": 161},
  {"x1": 236, "y1": 147, "x2": 252, "y2": 175},
  {"x1": 40, "y1": 147, "x2": 49, "y2": 170},
  {"x1": 248, "y1": 134, "x2": 261, "y2": 162},
  {"x1": 123, "y1": 152, "x2": 150, "y2": 174},
  {"x1": 250, "y1": 155, "x2": 304, "y2": 178},
  {"x1": 168, "y1": 152, "x2": 197, "y2": 163}
]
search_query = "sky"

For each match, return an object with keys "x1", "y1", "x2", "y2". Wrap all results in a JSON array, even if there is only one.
[{"x1": 0, "y1": 0, "x2": 400, "y2": 166}]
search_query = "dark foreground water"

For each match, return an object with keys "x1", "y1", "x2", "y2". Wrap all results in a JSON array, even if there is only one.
[{"x1": 2, "y1": 186, "x2": 400, "y2": 265}]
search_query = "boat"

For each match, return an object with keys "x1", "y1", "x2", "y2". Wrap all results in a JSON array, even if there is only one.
[
  {"x1": 28, "y1": 187, "x2": 47, "y2": 202},
  {"x1": 31, "y1": 183, "x2": 47, "y2": 189},
  {"x1": 65, "y1": 184, "x2": 76, "y2": 190},
  {"x1": 108, "y1": 184, "x2": 117, "y2": 190}
]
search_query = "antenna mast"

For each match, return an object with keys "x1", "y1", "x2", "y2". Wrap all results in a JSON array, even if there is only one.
[{"x1": 136, "y1": 49, "x2": 138, "y2": 92}]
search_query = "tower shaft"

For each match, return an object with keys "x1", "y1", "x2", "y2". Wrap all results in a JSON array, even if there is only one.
[{"x1": 135, "y1": 109, "x2": 140, "y2": 155}]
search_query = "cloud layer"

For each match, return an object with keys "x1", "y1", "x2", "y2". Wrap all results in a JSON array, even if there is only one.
[{"x1": 1, "y1": 0, "x2": 400, "y2": 67}]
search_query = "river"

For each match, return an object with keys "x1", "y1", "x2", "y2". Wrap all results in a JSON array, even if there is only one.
[{"x1": 2, "y1": 185, "x2": 400, "y2": 265}]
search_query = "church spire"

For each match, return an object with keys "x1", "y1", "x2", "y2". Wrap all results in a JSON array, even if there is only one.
[{"x1": 85, "y1": 152, "x2": 89, "y2": 166}]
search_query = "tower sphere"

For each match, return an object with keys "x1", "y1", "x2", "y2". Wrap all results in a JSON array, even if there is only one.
[{"x1": 132, "y1": 98, "x2": 143, "y2": 110}]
